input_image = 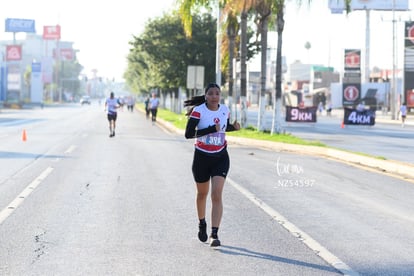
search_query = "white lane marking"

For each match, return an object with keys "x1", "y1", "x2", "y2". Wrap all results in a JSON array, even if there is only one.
[
  {"x1": 227, "y1": 177, "x2": 359, "y2": 276},
  {"x1": 0, "y1": 167, "x2": 54, "y2": 225},
  {"x1": 64, "y1": 145, "x2": 77, "y2": 154}
]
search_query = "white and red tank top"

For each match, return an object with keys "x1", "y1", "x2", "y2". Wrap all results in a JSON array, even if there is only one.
[{"x1": 190, "y1": 104, "x2": 230, "y2": 154}]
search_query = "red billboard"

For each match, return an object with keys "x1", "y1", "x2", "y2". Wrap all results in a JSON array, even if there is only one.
[
  {"x1": 43, "y1": 25, "x2": 61, "y2": 40},
  {"x1": 6, "y1": 45, "x2": 22, "y2": 61},
  {"x1": 53, "y1": 48, "x2": 74, "y2": 60},
  {"x1": 404, "y1": 21, "x2": 414, "y2": 107},
  {"x1": 344, "y1": 49, "x2": 361, "y2": 71}
]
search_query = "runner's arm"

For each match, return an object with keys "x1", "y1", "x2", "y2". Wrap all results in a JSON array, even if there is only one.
[{"x1": 185, "y1": 117, "x2": 217, "y2": 139}]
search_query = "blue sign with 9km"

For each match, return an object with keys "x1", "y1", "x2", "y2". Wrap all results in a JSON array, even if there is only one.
[{"x1": 5, "y1": 18, "x2": 36, "y2": 33}]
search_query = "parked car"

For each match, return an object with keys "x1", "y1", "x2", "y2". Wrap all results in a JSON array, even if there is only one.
[{"x1": 80, "y1": 95, "x2": 91, "y2": 105}]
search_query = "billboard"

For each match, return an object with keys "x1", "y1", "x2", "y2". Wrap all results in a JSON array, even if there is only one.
[
  {"x1": 43, "y1": 25, "x2": 61, "y2": 40},
  {"x1": 5, "y1": 18, "x2": 35, "y2": 33},
  {"x1": 344, "y1": 108, "x2": 375, "y2": 126},
  {"x1": 344, "y1": 49, "x2": 361, "y2": 71},
  {"x1": 404, "y1": 21, "x2": 414, "y2": 107},
  {"x1": 31, "y1": 62, "x2": 43, "y2": 103},
  {"x1": 329, "y1": 0, "x2": 409, "y2": 11},
  {"x1": 285, "y1": 106, "x2": 317, "y2": 123},
  {"x1": 342, "y1": 83, "x2": 361, "y2": 106},
  {"x1": 186, "y1": 66, "x2": 204, "y2": 90},
  {"x1": 53, "y1": 48, "x2": 74, "y2": 60},
  {"x1": 6, "y1": 45, "x2": 22, "y2": 61}
]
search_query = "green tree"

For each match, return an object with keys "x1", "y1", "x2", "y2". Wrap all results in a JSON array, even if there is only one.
[
  {"x1": 221, "y1": 11, "x2": 239, "y2": 117},
  {"x1": 270, "y1": 1, "x2": 351, "y2": 134},
  {"x1": 60, "y1": 60, "x2": 83, "y2": 98},
  {"x1": 178, "y1": 0, "x2": 259, "y2": 126},
  {"x1": 125, "y1": 12, "x2": 217, "y2": 98},
  {"x1": 178, "y1": 0, "x2": 352, "y2": 133}
]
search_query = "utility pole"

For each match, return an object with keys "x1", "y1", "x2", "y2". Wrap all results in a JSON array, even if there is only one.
[
  {"x1": 391, "y1": 0, "x2": 397, "y2": 120},
  {"x1": 364, "y1": 9, "x2": 370, "y2": 83},
  {"x1": 215, "y1": 5, "x2": 221, "y2": 86}
]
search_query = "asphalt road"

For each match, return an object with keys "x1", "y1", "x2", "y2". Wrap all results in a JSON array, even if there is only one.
[{"x1": 0, "y1": 103, "x2": 413, "y2": 275}]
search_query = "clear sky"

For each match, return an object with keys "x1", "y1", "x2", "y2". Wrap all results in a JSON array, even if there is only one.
[
  {"x1": 1, "y1": 0, "x2": 413, "y2": 81},
  {"x1": 0, "y1": 0, "x2": 177, "y2": 81},
  {"x1": 280, "y1": 0, "x2": 413, "y2": 76}
]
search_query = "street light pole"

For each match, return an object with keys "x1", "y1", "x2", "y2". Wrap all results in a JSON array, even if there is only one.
[
  {"x1": 365, "y1": 9, "x2": 370, "y2": 83},
  {"x1": 391, "y1": 0, "x2": 397, "y2": 120},
  {"x1": 215, "y1": 5, "x2": 221, "y2": 86}
]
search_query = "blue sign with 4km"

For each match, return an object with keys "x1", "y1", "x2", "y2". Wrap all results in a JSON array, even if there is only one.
[{"x1": 5, "y1": 18, "x2": 36, "y2": 33}]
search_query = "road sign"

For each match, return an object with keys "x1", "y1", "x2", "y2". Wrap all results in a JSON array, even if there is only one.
[
  {"x1": 6, "y1": 45, "x2": 22, "y2": 61},
  {"x1": 344, "y1": 85, "x2": 359, "y2": 101},
  {"x1": 344, "y1": 72, "x2": 361, "y2": 78},
  {"x1": 43, "y1": 25, "x2": 61, "y2": 40},
  {"x1": 5, "y1": 18, "x2": 35, "y2": 33},
  {"x1": 186, "y1": 66, "x2": 204, "y2": 90},
  {"x1": 343, "y1": 77, "x2": 361, "y2": 84},
  {"x1": 344, "y1": 49, "x2": 361, "y2": 71}
]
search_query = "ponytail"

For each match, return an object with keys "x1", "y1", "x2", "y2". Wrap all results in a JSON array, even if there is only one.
[
  {"x1": 184, "y1": 83, "x2": 220, "y2": 116},
  {"x1": 184, "y1": 95, "x2": 205, "y2": 116}
]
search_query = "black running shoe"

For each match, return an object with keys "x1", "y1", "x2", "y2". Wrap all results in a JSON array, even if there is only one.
[
  {"x1": 209, "y1": 234, "x2": 221, "y2": 247},
  {"x1": 198, "y1": 222, "x2": 208, "y2": 242},
  {"x1": 112, "y1": 131, "x2": 115, "y2": 137}
]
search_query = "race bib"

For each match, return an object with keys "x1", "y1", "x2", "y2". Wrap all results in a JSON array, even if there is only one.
[{"x1": 199, "y1": 132, "x2": 225, "y2": 146}]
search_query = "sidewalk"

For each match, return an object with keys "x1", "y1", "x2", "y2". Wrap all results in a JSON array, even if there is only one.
[
  {"x1": 156, "y1": 109, "x2": 414, "y2": 181},
  {"x1": 247, "y1": 104, "x2": 412, "y2": 126}
]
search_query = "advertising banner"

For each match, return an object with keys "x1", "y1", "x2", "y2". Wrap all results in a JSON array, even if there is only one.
[
  {"x1": 285, "y1": 106, "x2": 317, "y2": 123},
  {"x1": 407, "y1": 90, "x2": 414, "y2": 107},
  {"x1": 344, "y1": 108, "x2": 375, "y2": 126},
  {"x1": 6, "y1": 45, "x2": 22, "y2": 61},
  {"x1": 5, "y1": 18, "x2": 35, "y2": 33},
  {"x1": 7, "y1": 63, "x2": 21, "y2": 91},
  {"x1": 31, "y1": 62, "x2": 42, "y2": 103},
  {"x1": 0, "y1": 65, "x2": 6, "y2": 101},
  {"x1": 53, "y1": 48, "x2": 74, "y2": 60},
  {"x1": 43, "y1": 25, "x2": 61, "y2": 40},
  {"x1": 344, "y1": 49, "x2": 361, "y2": 71},
  {"x1": 342, "y1": 83, "x2": 361, "y2": 106},
  {"x1": 329, "y1": 0, "x2": 409, "y2": 11},
  {"x1": 404, "y1": 21, "x2": 414, "y2": 107}
]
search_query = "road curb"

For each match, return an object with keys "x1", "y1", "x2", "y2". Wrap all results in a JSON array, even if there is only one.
[
  {"x1": 156, "y1": 116, "x2": 414, "y2": 180},
  {"x1": 227, "y1": 136, "x2": 414, "y2": 180}
]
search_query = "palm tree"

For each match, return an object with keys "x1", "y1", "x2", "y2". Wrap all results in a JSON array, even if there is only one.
[
  {"x1": 270, "y1": 0, "x2": 351, "y2": 134},
  {"x1": 179, "y1": 0, "x2": 254, "y2": 127},
  {"x1": 254, "y1": 0, "x2": 273, "y2": 131},
  {"x1": 222, "y1": 11, "x2": 239, "y2": 119},
  {"x1": 178, "y1": 0, "x2": 352, "y2": 134},
  {"x1": 270, "y1": 0, "x2": 285, "y2": 134}
]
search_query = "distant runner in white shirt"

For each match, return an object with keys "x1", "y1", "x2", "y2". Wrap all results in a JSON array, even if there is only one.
[
  {"x1": 149, "y1": 93, "x2": 160, "y2": 123},
  {"x1": 105, "y1": 91, "x2": 120, "y2": 137},
  {"x1": 400, "y1": 102, "x2": 407, "y2": 127}
]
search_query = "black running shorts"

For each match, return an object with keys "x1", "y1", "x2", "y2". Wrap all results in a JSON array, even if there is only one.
[
  {"x1": 107, "y1": 113, "x2": 117, "y2": 121},
  {"x1": 192, "y1": 149, "x2": 230, "y2": 183}
]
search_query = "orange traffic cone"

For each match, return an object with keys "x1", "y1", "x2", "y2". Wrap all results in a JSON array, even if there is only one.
[
  {"x1": 22, "y1": 129, "x2": 27, "y2": 142},
  {"x1": 341, "y1": 121, "x2": 345, "y2": 129}
]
